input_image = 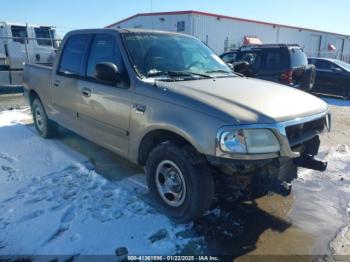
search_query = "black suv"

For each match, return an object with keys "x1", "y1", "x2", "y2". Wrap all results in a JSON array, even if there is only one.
[{"x1": 220, "y1": 44, "x2": 316, "y2": 91}]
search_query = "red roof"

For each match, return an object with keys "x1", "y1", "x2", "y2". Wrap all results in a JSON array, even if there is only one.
[
  {"x1": 243, "y1": 36, "x2": 263, "y2": 45},
  {"x1": 105, "y1": 10, "x2": 350, "y2": 38},
  {"x1": 328, "y1": 44, "x2": 337, "y2": 51}
]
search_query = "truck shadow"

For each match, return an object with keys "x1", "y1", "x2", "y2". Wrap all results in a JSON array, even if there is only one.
[
  {"x1": 53, "y1": 126, "x2": 143, "y2": 181},
  {"x1": 51, "y1": 125, "x2": 293, "y2": 258},
  {"x1": 190, "y1": 199, "x2": 292, "y2": 257}
]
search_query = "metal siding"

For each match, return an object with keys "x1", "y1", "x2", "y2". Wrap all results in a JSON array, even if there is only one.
[
  {"x1": 110, "y1": 14, "x2": 192, "y2": 35},
  {"x1": 110, "y1": 13, "x2": 350, "y2": 60},
  {"x1": 193, "y1": 14, "x2": 277, "y2": 54}
]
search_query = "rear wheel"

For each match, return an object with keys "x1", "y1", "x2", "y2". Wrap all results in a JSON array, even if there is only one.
[
  {"x1": 342, "y1": 88, "x2": 350, "y2": 100},
  {"x1": 146, "y1": 141, "x2": 215, "y2": 223},
  {"x1": 32, "y1": 98, "x2": 57, "y2": 138}
]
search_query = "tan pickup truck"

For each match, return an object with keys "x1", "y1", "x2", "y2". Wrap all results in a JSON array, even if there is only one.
[{"x1": 23, "y1": 29, "x2": 331, "y2": 222}]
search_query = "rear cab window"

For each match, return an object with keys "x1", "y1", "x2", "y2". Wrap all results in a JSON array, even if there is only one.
[{"x1": 58, "y1": 34, "x2": 91, "y2": 76}]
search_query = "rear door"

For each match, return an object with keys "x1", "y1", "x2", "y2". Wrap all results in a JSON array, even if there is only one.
[
  {"x1": 50, "y1": 34, "x2": 92, "y2": 130},
  {"x1": 258, "y1": 48, "x2": 289, "y2": 83},
  {"x1": 77, "y1": 33, "x2": 132, "y2": 157}
]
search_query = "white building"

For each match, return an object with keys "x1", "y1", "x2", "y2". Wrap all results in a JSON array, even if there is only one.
[{"x1": 106, "y1": 10, "x2": 350, "y2": 61}]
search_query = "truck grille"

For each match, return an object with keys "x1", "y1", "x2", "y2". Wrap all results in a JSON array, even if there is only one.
[{"x1": 285, "y1": 116, "x2": 327, "y2": 147}]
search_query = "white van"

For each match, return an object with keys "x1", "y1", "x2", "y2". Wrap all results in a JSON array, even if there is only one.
[{"x1": 0, "y1": 22, "x2": 59, "y2": 86}]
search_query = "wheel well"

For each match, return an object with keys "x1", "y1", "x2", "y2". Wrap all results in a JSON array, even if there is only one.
[
  {"x1": 29, "y1": 90, "x2": 40, "y2": 106},
  {"x1": 138, "y1": 130, "x2": 194, "y2": 165}
]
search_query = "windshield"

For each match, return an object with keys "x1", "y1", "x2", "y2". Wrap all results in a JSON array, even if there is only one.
[
  {"x1": 123, "y1": 33, "x2": 233, "y2": 80},
  {"x1": 335, "y1": 60, "x2": 350, "y2": 72},
  {"x1": 290, "y1": 48, "x2": 308, "y2": 67}
]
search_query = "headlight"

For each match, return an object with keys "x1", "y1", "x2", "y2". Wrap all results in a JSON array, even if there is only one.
[{"x1": 219, "y1": 129, "x2": 280, "y2": 154}]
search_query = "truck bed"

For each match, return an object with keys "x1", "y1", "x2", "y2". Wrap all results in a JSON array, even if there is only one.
[{"x1": 23, "y1": 63, "x2": 53, "y2": 104}]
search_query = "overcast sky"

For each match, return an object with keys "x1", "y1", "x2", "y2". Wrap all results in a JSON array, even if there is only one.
[{"x1": 1, "y1": 0, "x2": 349, "y2": 36}]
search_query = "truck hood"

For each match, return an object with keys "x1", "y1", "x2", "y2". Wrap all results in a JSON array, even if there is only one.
[{"x1": 158, "y1": 77, "x2": 328, "y2": 124}]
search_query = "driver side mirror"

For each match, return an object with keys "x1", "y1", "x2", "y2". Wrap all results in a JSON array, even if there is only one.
[{"x1": 95, "y1": 62, "x2": 121, "y2": 84}]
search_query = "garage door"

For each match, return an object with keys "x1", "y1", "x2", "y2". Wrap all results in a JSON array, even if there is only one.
[{"x1": 306, "y1": 35, "x2": 321, "y2": 57}]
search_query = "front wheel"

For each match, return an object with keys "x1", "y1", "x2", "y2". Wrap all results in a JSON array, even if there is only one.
[
  {"x1": 146, "y1": 141, "x2": 214, "y2": 223},
  {"x1": 32, "y1": 98, "x2": 57, "y2": 138}
]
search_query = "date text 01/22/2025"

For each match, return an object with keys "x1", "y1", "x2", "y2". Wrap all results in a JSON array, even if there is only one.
[{"x1": 127, "y1": 256, "x2": 220, "y2": 261}]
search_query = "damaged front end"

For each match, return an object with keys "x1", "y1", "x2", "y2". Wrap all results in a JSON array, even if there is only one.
[{"x1": 210, "y1": 111, "x2": 331, "y2": 198}]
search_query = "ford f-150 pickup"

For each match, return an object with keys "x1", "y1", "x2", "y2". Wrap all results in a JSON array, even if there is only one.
[{"x1": 23, "y1": 29, "x2": 331, "y2": 222}]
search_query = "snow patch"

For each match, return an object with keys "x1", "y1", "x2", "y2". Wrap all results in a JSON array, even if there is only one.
[
  {"x1": 0, "y1": 110, "x2": 197, "y2": 255},
  {"x1": 297, "y1": 144, "x2": 350, "y2": 186},
  {"x1": 0, "y1": 109, "x2": 32, "y2": 127},
  {"x1": 330, "y1": 201, "x2": 350, "y2": 256}
]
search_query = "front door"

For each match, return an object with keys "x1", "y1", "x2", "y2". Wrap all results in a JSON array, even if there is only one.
[{"x1": 77, "y1": 33, "x2": 132, "y2": 157}]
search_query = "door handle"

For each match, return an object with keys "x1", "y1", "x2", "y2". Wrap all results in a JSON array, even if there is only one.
[
  {"x1": 53, "y1": 80, "x2": 61, "y2": 87},
  {"x1": 81, "y1": 87, "x2": 91, "y2": 97}
]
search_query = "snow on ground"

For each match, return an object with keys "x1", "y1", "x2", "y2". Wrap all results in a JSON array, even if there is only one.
[
  {"x1": 1, "y1": 107, "x2": 350, "y2": 257},
  {"x1": 294, "y1": 144, "x2": 350, "y2": 255},
  {"x1": 0, "y1": 110, "x2": 197, "y2": 256}
]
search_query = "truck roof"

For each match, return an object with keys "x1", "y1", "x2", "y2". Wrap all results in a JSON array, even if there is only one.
[
  {"x1": 0, "y1": 21, "x2": 55, "y2": 28},
  {"x1": 66, "y1": 28, "x2": 192, "y2": 37},
  {"x1": 239, "y1": 44, "x2": 302, "y2": 50}
]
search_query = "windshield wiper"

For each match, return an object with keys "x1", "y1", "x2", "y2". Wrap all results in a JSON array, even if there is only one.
[
  {"x1": 147, "y1": 70, "x2": 212, "y2": 79},
  {"x1": 205, "y1": 69, "x2": 233, "y2": 74},
  {"x1": 205, "y1": 69, "x2": 239, "y2": 78}
]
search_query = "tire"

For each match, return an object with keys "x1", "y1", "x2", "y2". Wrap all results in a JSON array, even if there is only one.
[
  {"x1": 301, "y1": 65, "x2": 316, "y2": 92},
  {"x1": 342, "y1": 88, "x2": 350, "y2": 100},
  {"x1": 31, "y1": 98, "x2": 57, "y2": 138},
  {"x1": 146, "y1": 141, "x2": 215, "y2": 223}
]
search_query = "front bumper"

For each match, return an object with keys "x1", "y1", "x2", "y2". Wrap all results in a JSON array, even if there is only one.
[{"x1": 215, "y1": 110, "x2": 331, "y2": 161}]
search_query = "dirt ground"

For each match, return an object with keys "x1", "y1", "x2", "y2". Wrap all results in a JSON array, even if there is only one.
[{"x1": 0, "y1": 93, "x2": 349, "y2": 260}]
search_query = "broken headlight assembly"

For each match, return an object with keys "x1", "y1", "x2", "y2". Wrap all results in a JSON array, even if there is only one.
[{"x1": 218, "y1": 128, "x2": 280, "y2": 154}]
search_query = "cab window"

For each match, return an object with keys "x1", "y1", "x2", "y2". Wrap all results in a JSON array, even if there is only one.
[
  {"x1": 11, "y1": 26, "x2": 27, "y2": 44},
  {"x1": 221, "y1": 52, "x2": 237, "y2": 63},
  {"x1": 238, "y1": 51, "x2": 262, "y2": 68},
  {"x1": 58, "y1": 34, "x2": 91, "y2": 76},
  {"x1": 316, "y1": 60, "x2": 333, "y2": 70},
  {"x1": 265, "y1": 51, "x2": 281, "y2": 69},
  {"x1": 34, "y1": 27, "x2": 54, "y2": 46},
  {"x1": 86, "y1": 34, "x2": 126, "y2": 82}
]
